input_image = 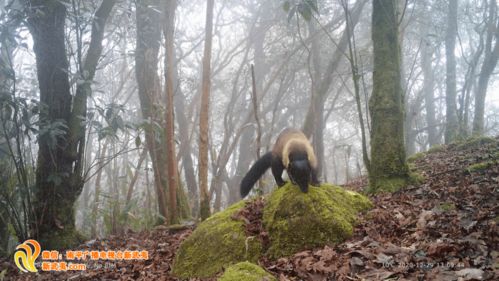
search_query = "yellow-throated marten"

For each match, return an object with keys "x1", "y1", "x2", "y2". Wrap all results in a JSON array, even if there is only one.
[{"x1": 240, "y1": 128, "x2": 320, "y2": 197}]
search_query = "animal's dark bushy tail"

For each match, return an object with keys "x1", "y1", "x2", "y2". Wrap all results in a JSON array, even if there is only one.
[{"x1": 240, "y1": 152, "x2": 273, "y2": 198}]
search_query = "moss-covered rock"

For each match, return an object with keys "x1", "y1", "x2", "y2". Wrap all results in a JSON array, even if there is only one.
[
  {"x1": 455, "y1": 136, "x2": 497, "y2": 150},
  {"x1": 173, "y1": 183, "x2": 372, "y2": 278},
  {"x1": 263, "y1": 183, "x2": 372, "y2": 258},
  {"x1": 218, "y1": 261, "x2": 276, "y2": 281},
  {"x1": 172, "y1": 201, "x2": 262, "y2": 278}
]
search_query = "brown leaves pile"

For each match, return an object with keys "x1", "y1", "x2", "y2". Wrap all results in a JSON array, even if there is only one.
[{"x1": 233, "y1": 197, "x2": 270, "y2": 250}]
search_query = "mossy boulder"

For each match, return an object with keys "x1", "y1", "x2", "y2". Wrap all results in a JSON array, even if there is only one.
[
  {"x1": 455, "y1": 136, "x2": 497, "y2": 150},
  {"x1": 172, "y1": 201, "x2": 262, "y2": 278},
  {"x1": 263, "y1": 183, "x2": 372, "y2": 258},
  {"x1": 172, "y1": 183, "x2": 372, "y2": 278},
  {"x1": 218, "y1": 261, "x2": 276, "y2": 281}
]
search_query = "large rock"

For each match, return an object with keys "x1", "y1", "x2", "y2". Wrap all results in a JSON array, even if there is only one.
[
  {"x1": 263, "y1": 183, "x2": 372, "y2": 258},
  {"x1": 172, "y1": 183, "x2": 371, "y2": 278},
  {"x1": 171, "y1": 201, "x2": 262, "y2": 278}
]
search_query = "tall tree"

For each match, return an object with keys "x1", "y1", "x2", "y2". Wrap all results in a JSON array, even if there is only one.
[
  {"x1": 173, "y1": 59, "x2": 199, "y2": 215},
  {"x1": 199, "y1": 0, "x2": 215, "y2": 220},
  {"x1": 472, "y1": 0, "x2": 499, "y2": 135},
  {"x1": 369, "y1": 0, "x2": 409, "y2": 192},
  {"x1": 26, "y1": 0, "x2": 115, "y2": 248},
  {"x1": 135, "y1": 0, "x2": 169, "y2": 222},
  {"x1": 445, "y1": 0, "x2": 459, "y2": 143},
  {"x1": 163, "y1": 0, "x2": 179, "y2": 224},
  {"x1": 420, "y1": 4, "x2": 439, "y2": 147}
]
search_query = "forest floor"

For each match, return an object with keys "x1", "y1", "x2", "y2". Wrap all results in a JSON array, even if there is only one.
[{"x1": 3, "y1": 136, "x2": 498, "y2": 281}]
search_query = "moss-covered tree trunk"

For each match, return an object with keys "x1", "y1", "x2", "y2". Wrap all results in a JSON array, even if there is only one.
[{"x1": 369, "y1": 0, "x2": 409, "y2": 192}]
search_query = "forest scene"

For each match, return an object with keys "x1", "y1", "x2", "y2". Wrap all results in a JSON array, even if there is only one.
[{"x1": 0, "y1": 0, "x2": 498, "y2": 280}]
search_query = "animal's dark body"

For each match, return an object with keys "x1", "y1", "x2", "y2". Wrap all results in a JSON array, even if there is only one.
[{"x1": 240, "y1": 128, "x2": 320, "y2": 197}]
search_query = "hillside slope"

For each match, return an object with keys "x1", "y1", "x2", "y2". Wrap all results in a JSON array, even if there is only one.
[
  {"x1": 4, "y1": 137, "x2": 498, "y2": 280},
  {"x1": 263, "y1": 137, "x2": 498, "y2": 280}
]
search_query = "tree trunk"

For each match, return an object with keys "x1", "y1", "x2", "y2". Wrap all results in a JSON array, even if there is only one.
[
  {"x1": 110, "y1": 144, "x2": 120, "y2": 235},
  {"x1": 26, "y1": 0, "x2": 114, "y2": 248},
  {"x1": 91, "y1": 139, "x2": 108, "y2": 238},
  {"x1": 163, "y1": 0, "x2": 179, "y2": 224},
  {"x1": 472, "y1": 0, "x2": 499, "y2": 135},
  {"x1": 420, "y1": 8, "x2": 438, "y2": 147},
  {"x1": 198, "y1": 0, "x2": 215, "y2": 220},
  {"x1": 228, "y1": 128, "x2": 255, "y2": 204},
  {"x1": 174, "y1": 67, "x2": 199, "y2": 215},
  {"x1": 369, "y1": 0, "x2": 409, "y2": 192},
  {"x1": 444, "y1": 0, "x2": 459, "y2": 143},
  {"x1": 135, "y1": 0, "x2": 169, "y2": 222},
  {"x1": 125, "y1": 148, "x2": 148, "y2": 206},
  {"x1": 28, "y1": 0, "x2": 73, "y2": 248},
  {"x1": 342, "y1": 0, "x2": 371, "y2": 172}
]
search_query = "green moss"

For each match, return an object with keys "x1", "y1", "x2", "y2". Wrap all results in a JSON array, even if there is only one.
[
  {"x1": 39, "y1": 226, "x2": 86, "y2": 250},
  {"x1": 438, "y1": 202, "x2": 456, "y2": 212},
  {"x1": 263, "y1": 183, "x2": 372, "y2": 259},
  {"x1": 172, "y1": 201, "x2": 262, "y2": 278},
  {"x1": 407, "y1": 152, "x2": 425, "y2": 163},
  {"x1": 176, "y1": 182, "x2": 191, "y2": 221},
  {"x1": 409, "y1": 171, "x2": 425, "y2": 184},
  {"x1": 218, "y1": 261, "x2": 276, "y2": 281},
  {"x1": 367, "y1": 177, "x2": 409, "y2": 193},
  {"x1": 427, "y1": 145, "x2": 445, "y2": 153},
  {"x1": 456, "y1": 136, "x2": 497, "y2": 150},
  {"x1": 466, "y1": 161, "x2": 496, "y2": 172}
]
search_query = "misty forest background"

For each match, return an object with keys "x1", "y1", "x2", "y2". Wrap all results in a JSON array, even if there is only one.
[{"x1": 0, "y1": 0, "x2": 498, "y2": 254}]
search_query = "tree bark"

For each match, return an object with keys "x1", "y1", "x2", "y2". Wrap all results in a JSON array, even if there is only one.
[
  {"x1": 135, "y1": 0, "x2": 169, "y2": 222},
  {"x1": 369, "y1": 0, "x2": 409, "y2": 192},
  {"x1": 173, "y1": 67, "x2": 199, "y2": 215},
  {"x1": 420, "y1": 7, "x2": 438, "y2": 147},
  {"x1": 163, "y1": 0, "x2": 179, "y2": 224},
  {"x1": 472, "y1": 0, "x2": 499, "y2": 135},
  {"x1": 91, "y1": 139, "x2": 108, "y2": 238},
  {"x1": 125, "y1": 147, "x2": 148, "y2": 206},
  {"x1": 198, "y1": 0, "x2": 215, "y2": 220},
  {"x1": 444, "y1": 0, "x2": 459, "y2": 143}
]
